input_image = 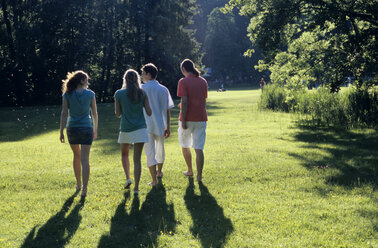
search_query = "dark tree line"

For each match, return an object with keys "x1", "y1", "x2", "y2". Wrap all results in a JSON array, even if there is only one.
[{"x1": 0, "y1": 0, "x2": 201, "y2": 106}]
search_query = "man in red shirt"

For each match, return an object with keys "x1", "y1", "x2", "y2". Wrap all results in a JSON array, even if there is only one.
[{"x1": 177, "y1": 59, "x2": 208, "y2": 182}]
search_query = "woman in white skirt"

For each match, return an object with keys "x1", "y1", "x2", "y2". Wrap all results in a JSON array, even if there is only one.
[{"x1": 114, "y1": 69, "x2": 152, "y2": 195}]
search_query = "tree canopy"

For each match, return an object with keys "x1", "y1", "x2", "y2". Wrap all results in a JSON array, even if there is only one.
[
  {"x1": 225, "y1": 0, "x2": 377, "y2": 91},
  {"x1": 0, "y1": 0, "x2": 200, "y2": 106}
]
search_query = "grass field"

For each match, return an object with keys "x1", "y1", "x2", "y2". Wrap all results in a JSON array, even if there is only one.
[{"x1": 0, "y1": 88, "x2": 377, "y2": 247}]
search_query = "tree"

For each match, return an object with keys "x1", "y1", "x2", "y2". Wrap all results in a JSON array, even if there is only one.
[
  {"x1": 225, "y1": 0, "x2": 378, "y2": 90},
  {"x1": 203, "y1": 7, "x2": 259, "y2": 80},
  {"x1": 0, "y1": 0, "x2": 201, "y2": 106}
]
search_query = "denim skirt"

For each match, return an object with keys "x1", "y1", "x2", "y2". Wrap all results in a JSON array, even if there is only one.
[{"x1": 67, "y1": 127, "x2": 93, "y2": 145}]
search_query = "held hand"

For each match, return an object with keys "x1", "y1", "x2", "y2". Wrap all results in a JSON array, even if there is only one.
[
  {"x1": 164, "y1": 128, "x2": 170, "y2": 138},
  {"x1": 93, "y1": 130, "x2": 98, "y2": 140},
  {"x1": 182, "y1": 121, "x2": 188, "y2": 130},
  {"x1": 60, "y1": 132, "x2": 65, "y2": 143}
]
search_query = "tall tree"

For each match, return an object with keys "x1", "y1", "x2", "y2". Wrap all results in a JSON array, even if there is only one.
[
  {"x1": 0, "y1": 0, "x2": 201, "y2": 106},
  {"x1": 225, "y1": 0, "x2": 378, "y2": 90}
]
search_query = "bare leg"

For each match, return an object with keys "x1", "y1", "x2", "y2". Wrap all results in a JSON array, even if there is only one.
[
  {"x1": 80, "y1": 145, "x2": 91, "y2": 196},
  {"x1": 120, "y1": 144, "x2": 131, "y2": 180},
  {"x1": 133, "y1": 143, "x2": 144, "y2": 192},
  {"x1": 157, "y1": 163, "x2": 163, "y2": 177},
  {"x1": 69, "y1": 144, "x2": 81, "y2": 190},
  {"x1": 195, "y1": 149, "x2": 204, "y2": 182},
  {"x1": 148, "y1": 165, "x2": 157, "y2": 186},
  {"x1": 182, "y1": 147, "x2": 193, "y2": 176}
]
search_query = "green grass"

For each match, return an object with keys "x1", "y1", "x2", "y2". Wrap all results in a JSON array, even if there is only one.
[{"x1": 0, "y1": 88, "x2": 377, "y2": 247}]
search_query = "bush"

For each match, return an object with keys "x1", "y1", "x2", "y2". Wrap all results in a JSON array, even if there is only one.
[
  {"x1": 259, "y1": 84, "x2": 288, "y2": 111},
  {"x1": 306, "y1": 87, "x2": 347, "y2": 126},
  {"x1": 342, "y1": 86, "x2": 378, "y2": 127},
  {"x1": 259, "y1": 84, "x2": 378, "y2": 128}
]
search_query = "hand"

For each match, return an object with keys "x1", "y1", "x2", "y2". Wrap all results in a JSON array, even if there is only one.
[
  {"x1": 93, "y1": 130, "x2": 98, "y2": 140},
  {"x1": 164, "y1": 128, "x2": 170, "y2": 138},
  {"x1": 60, "y1": 132, "x2": 65, "y2": 143},
  {"x1": 182, "y1": 121, "x2": 187, "y2": 130}
]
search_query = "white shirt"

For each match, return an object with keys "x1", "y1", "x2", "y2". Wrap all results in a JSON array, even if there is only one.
[{"x1": 142, "y1": 80, "x2": 174, "y2": 136}]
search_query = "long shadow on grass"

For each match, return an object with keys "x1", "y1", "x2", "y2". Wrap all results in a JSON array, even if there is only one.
[
  {"x1": 21, "y1": 192, "x2": 85, "y2": 248},
  {"x1": 289, "y1": 123, "x2": 378, "y2": 189},
  {"x1": 184, "y1": 178, "x2": 233, "y2": 248},
  {"x1": 97, "y1": 181, "x2": 175, "y2": 247}
]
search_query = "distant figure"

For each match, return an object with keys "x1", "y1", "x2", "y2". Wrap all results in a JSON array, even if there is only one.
[
  {"x1": 260, "y1": 78, "x2": 265, "y2": 91},
  {"x1": 114, "y1": 69, "x2": 152, "y2": 195},
  {"x1": 347, "y1": 77, "x2": 352, "y2": 87},
  {"x1": 141, "y1": 63, "x2": 174, "y2": 186},
  {"x1": 177, "y1": 59, "x2": 208, "y2": 182},
  {"x1": 217, "y1": 83, "x2": 226, "y2": 92},
  {"x1": 59, "y1": 70, "x2": 98, "y2": 197}
]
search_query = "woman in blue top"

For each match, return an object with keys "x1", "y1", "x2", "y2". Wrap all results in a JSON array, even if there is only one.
[
  {"x1": 115, "y1": 69, "x2": 152, "y2": 195},
  {"x1": 59, "y1": 70, "x2": 98, "y2": 197}
]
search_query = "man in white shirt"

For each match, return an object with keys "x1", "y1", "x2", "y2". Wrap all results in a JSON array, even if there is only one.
[{"x1": 141, "y1": 63, "x2": 174, "y2": 186}]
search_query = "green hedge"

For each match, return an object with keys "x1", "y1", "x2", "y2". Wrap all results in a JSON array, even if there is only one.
[{"x1": 259, "y1": 85, "x2": 378, "y2": 128}]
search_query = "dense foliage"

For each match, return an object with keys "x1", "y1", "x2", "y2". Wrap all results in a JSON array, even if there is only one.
[
  {"x1": 259, "y1": 85, "x2": 378, "y2": 128},
  {"x1": 225, "y1": 0, "x2": 377, "y2": 91},
  {"x1": 0, "y1": 0, "x2": 201, "y2": 106}
]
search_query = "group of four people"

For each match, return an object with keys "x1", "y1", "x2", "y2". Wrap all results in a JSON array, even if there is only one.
[{"x1": 59, "y1": 59, "x2": 208, "y2": 197}]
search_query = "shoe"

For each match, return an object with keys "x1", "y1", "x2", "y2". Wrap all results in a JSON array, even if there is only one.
[{"x1": 124, "y1": 179, "x2": 132, "y2": 189}]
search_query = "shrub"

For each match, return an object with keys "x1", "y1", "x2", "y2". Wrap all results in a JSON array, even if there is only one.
[
  {"x1": 307, "y1": 87, "x2": 347, "y2": 126},
  {"x1": 259, "y1": 84, "x2": 288, "y2": 111},
  {"x1": 342, "y1": 86, "x2": 378, "y2": 127},
  {"x1": 259, "y1": 84, "x2": 378, "y2": 128}
]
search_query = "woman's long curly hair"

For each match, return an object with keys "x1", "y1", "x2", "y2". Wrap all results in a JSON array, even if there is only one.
[
  {"x1": 122, "y1": 69, "x2": 144, "y2": 103},
  {"x1": 62, "y1": 70, "x2": 89, "y2": 94}
]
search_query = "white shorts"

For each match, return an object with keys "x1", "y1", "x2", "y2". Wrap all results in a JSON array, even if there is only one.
[
  {"x1": 118, "y1": 128, "x2": 148, "y2": 144},
  {"x1": 144, "y1": 133, "x2": 165, "y2": 167},
  {"x1": 178, "y1": 121, "x2": 207, "y2": 150}
]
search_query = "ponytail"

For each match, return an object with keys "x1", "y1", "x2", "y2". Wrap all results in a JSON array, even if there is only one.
[{"x1": 181, "y1": 59, "x2": 200, "y2": 77}]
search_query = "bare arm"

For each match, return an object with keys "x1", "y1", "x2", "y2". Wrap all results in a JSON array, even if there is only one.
[
  {"x1": 144, "y1": 95, "x2": 152, "y2": 116},
  {"x1": 91, "y1": 97, "x2": 98, "y2": 139},
  {"x1": 115, "y1": 100, "x2": 122, "y2": 118},
  {"x1": 60, "y1": 97, "x2": 68, "y2": 143},
  {"x1": 165, "y1": 109, "x2": 171, "y2": 138},
  {"x1": 181, "y1": 96, "x2": 188, "y2": 129}
]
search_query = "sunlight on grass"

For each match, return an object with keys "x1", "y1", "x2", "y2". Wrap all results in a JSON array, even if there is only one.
[{"x1": 0, "y1": 88, "x2": 376, "y2": 247}]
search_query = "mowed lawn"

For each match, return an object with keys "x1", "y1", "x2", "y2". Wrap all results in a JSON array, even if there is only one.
[{"x1": 0, "y1": 88, "x2": 377, "y2": 248}]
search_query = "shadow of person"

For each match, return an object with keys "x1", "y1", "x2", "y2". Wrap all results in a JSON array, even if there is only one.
[
  {"x1": 21, "y1": 192, "x2": 85, "y2": 248},
  {"x1": 98, "y1": 181, "x2": 176, "y2": 247},
  {"x1": 139, "y1": 180, "x2": 176, "y2": 247},
  {"x1": 184, "y1": 178, "x2": 234, "y2": 248}
]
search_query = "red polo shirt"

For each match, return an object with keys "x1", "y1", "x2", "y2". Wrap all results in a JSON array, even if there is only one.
[{"x1": 177, "y1": 74, "x2": 208, "y2": 122}]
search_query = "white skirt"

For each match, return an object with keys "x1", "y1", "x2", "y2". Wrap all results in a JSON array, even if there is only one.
[{"x1": 118, "y1": 128, "x2": 149, "y2": 144}]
